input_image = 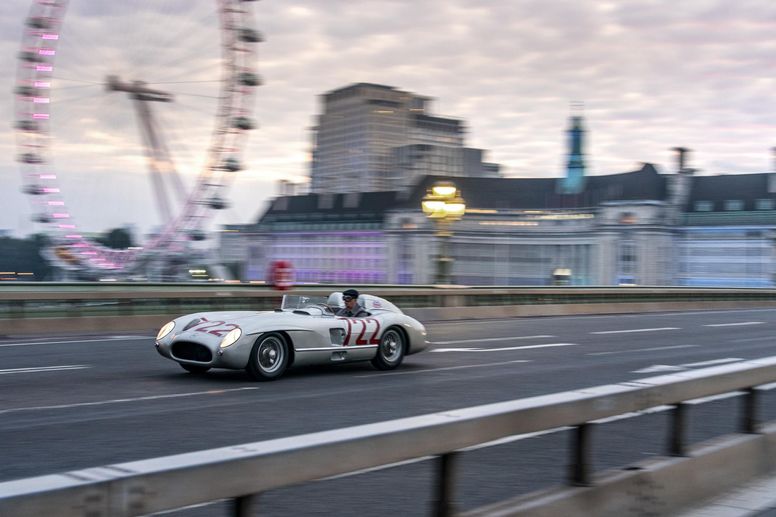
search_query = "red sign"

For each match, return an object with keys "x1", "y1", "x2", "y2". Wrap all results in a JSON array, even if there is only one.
[{"x1": 268, "y1": 260, "x2": 294, "y2": 291}]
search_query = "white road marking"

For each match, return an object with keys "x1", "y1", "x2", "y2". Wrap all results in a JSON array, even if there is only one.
[
  {"x1": 588, "y1": 344, "x2": 698, "y2": 356},
  {"x1": 430, "y1": 335, "x2": 554, "y2": 345},
  {"x1": 591, "y1": 327, "x2": 680, "y2": 335},
  {"x1": 681, "y1": 358, "x2": 743, "y2": 368},
  {"x1": 431, "y1": 343, "x2": 577, "y2": 353},
  {"x1": 704, "y1": 322, "x2": 764, "y2": 327},
  {"x1": 353, "y1": 359, "x2": 531, "y2": 378},
  {"x1": 732, "y1": 336, "x2": 774, "y2": 344},
  {"x1": 0, "y1": 387, "x2": 259, "y2": 415},
  {"x1": 631, "y1": 357, "x2": 743, "y2": 374},
  {"x1": 0, "y1": 336, "x2": 151, "y2": 348},
  {"x1": 0, "y1": 365, "x2": 89, "y2": 375},
  {"x1": 631, "y1": 365, "x2": 684, "y2": 374}
]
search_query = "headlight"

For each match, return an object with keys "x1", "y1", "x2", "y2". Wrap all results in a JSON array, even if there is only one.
[
  {"x1": 219, "y1": 327, "x2": 242, "y2": 349},
  {"x1": 156, "y1": 321, "x2": 175, "y2": 340}
]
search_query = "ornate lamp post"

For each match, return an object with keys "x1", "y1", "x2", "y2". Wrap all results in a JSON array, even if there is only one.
[{"x1": 421, "y1": 181, "x2": 466, "y2": 284}]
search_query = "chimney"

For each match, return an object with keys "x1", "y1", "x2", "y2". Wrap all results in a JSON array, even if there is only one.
[
  {"x1": 772, "y1": 147, "x2": 776, "y2": 172},
  {"x1": 672, "y1": 147, "x2": 689, "y2": 173},
  {"x1": 769, "y1": 147, "x2": 776, "y2": 193}
]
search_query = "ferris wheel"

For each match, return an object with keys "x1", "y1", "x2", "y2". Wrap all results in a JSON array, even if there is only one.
[{"x1": 14, "y1": 0, "x2": 262, "y2": 279}]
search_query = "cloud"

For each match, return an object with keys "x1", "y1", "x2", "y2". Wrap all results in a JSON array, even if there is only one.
[{"x1": 1, "y1": 0, "x2": 774, "y2": 239}]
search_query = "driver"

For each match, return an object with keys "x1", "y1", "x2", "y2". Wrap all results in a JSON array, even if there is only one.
[{"x1": 335, "y1": 289, "x2": 369, "y2": 317}]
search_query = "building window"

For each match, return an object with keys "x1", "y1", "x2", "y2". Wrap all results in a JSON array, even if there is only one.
[
  {"x1": 755, "y1": 198, "x2": 774, "y2": 210},
  {"x1": 694, "y1": 201, "x2": 713, "y2": 212},
  {"x1": 724, "y1": 200, "x2": 744, "y2": 211}
]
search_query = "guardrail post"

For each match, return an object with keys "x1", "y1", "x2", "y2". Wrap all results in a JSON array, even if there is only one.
[
  {"x1": 741, "y1": 387, "x2": 759, "y2": 434},
  {"x1": 233, "y1": 494, "x2": 260, "y2": 516},
  {"x1": 570, "y1": 423, "x2": 592, "y2": 486},
  {"x1": 668, "y1": 403, "x2": 687, "y2": 456},
  {"x1": 433, "y1": 452, "x2": 457, "y2": 517}
]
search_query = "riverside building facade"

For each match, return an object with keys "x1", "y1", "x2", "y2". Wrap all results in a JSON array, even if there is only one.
[{"x1": 223, "y1": 83, "x2": 776, "y2": 287}]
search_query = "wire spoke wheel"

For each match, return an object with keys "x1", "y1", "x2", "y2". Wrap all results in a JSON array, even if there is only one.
[
  {"x1": 371, "y1": 327, "x2": 405, "y2": 370},
  {"x1": 247, "y1": 333, "x2": 290, "y2": 381},
  {"x1": 14, "y1": 0, "x2": 262, "y2": 280}
]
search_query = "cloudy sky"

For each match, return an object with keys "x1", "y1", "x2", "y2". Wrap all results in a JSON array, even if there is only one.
[{"x1": 1, "y1": 0, "x2": 774, "y2": 238}]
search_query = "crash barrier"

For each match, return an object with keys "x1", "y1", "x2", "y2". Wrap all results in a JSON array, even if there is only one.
[
  {"x1": 2, "y1": 357, "x2": 776, "y2": 517},
  {"x1": 2, "y1": 283, "x2": 776, "y2": 335}
]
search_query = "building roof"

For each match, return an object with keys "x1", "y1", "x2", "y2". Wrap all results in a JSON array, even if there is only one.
[
  {"x1": 406, "y1": 163, "x2": 666, "y2": 210},
  {"x1": 686, "y1": 173, "x2": 776, "y2": 211},
  {"x1": 260, "y1": 191, "x2": 404, "y2": 223},
  {"x1": 256, "y1": 164, "x2": 669, "y2": 224}
]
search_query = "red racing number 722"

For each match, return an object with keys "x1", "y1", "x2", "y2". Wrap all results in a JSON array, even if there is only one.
[{"x1": 341, "y1": 318, "x2": 381, "y2": 346}]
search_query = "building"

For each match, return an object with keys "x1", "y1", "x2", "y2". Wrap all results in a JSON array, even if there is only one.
[
  {"x1": 677, "y1": 171, "x2": 776, "y2": 287},
  {"x1": 234, "y1": 93, "x2": 776, "y2": 287},
  {"x1": 309, "y1": 83, "x2": 499, "y2": 194}
]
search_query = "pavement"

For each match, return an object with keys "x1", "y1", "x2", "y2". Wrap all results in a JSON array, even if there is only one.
[{"x1": 679, "y1": 473, "x2": 776, "y2": 517}]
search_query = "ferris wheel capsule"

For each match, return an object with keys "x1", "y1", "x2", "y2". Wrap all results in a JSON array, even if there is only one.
[
  {"x1": 18, "y1": 50, "x2": 44, "y2": 63},
  {"x1": 223, "y1": 157, "x2": 242, "y2": 172},
  {"x1": 232, "y1": 116, "x2": 255, "y2": 130},
  {"x1": 15, "y1": 86, "x2": 36, "y2": 97},
  {"x1": 238, "y1": 72, "x2": 261, "y2": 87},
  {"x1": 238, "y1": 28, "x2": 263, "y2": 43},
  {"x1": 208, "y1": 196, "x2": 228, "y2": 210},
  {"x1": 188, "y1": 230, "x2": 207, "y2": 242},
  {"x1": 23, "y1": 184, "x2": 45, "y2": 195},
  {"x1": 33, "y1": 213, "x2": 51, "y2": 223},
  {"x1": 26, "y1": 16, "x2": 52, "y2": 30},
  {"x1": 16, "y1": 120, "x2": 39, "y2": 132},
  {"x1": 19, "y1": 152, "x2": 44, "y2": 164}
]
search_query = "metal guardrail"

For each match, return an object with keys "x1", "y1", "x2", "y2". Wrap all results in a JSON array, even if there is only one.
[
  {"x1": 2, "y1": 283, "x2": 776, "y2": 320},
  {"x1": 2, "y1": 356, "x2": 776, "y2": 516}
]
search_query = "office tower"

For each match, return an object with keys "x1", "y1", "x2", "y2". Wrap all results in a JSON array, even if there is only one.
[{"x1": 309, "y1": 83, "x2": 466, "y2": 193}]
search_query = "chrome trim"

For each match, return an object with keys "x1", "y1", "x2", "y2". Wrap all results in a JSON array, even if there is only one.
[{"x1": 295, "y1": 345, "x2": 378, "y2": 352}]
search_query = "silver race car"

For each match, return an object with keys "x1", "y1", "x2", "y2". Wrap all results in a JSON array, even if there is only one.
[{"x1": 154, "y1": 292, "x2": 429, "y2": 380}]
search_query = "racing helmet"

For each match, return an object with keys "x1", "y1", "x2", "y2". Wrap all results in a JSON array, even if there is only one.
[{"x1": 327, "y1": 292, "x2": 344, "y2": 309}]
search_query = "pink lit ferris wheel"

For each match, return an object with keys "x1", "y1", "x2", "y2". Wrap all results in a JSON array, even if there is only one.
[{"x1": 14, "y1": 0, "x2": 261, "y2": 279}]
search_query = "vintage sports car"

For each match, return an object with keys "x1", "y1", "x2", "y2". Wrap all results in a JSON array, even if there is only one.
[{"x1": 154, "y1": 292, "x2": 429, "y2": 380}]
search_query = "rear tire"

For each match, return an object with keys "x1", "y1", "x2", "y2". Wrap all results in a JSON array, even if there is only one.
[
  {"x1": 246, "y1": 332, "x2": 289, "y2": 381},
  {"x1": 371, "y1": 327, "x2": 405, "y2": 370},
  {"x1": 181, "y1": 363, "x2": 210, "y2": 374}
]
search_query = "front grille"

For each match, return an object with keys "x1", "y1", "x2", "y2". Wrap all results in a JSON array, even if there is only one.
[{"x1": 171, "y1": 341, "x2": 213, "y2": 362}]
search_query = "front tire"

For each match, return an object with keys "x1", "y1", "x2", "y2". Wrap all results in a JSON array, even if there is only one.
[
  {"x1": 246, "y1": 333, "x2": 289, "y2": 381},
  {"x1": 181, "y1": 363, "x2": 210, "y2": 374},
  {"x1": 371, "y1": 327, "x2": 405, "y2": 370}
]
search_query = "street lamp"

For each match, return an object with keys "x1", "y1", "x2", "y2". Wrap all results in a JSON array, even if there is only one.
[{"x1": 421, "y1": 181, "x2": 465, "y2": 284}]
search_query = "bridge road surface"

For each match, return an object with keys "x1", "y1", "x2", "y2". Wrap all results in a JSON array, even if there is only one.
[{"x1": 1, "y1": 308, "x2": 776, "y2": 516}]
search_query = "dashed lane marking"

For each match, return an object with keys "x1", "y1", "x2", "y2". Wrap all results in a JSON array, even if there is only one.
[
  {"x1": 431, "y1": 343, "x2": 577, "y2": 353},
  {"x1": 430, "y1": 335, "x2": 554, "y2": 345},
  {"x1": 352, "y1": 359, "x2": 531, "y2": 378},
  {"x1": 631, "y1": 357, "x2": 743, "y2": 374},
  {"x1": 0, "y1": 365, "x2": 89, "y2": 375},
  {"x1": 587, "y1": 344, "x2": 699, "y2": 357},
  {"x1": 591, "y1": 327, "x2": 680, "y2": 335},
  {"x1": 704, "y1": 322, "x2": 765, "y2": 327},
  {"x1": 0, "y1": 336, "x2": 152, "y2": 348},
  {"x1": 0, "y1": 387, "x2": 259, "y2": 415}
]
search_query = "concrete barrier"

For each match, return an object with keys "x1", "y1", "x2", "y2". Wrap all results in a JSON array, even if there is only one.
[{"x1": 462, "y1": 424, "x2": 776, "y2": 517}]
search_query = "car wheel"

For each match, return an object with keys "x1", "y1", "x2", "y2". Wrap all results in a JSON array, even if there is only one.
[
  {"x1": 181, "y1": 363, "x2": 210, "y2": 374},
  {"x1": 246, "y1": 333, "x2": 289, "y2": 381},
  {"x1": 371, "y1": 327, "x2": 405, "y2": 370}
]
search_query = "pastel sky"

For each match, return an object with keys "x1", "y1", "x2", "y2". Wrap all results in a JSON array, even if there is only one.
[{"x1": 1, "y1": 0, "x2": 774, "y2": 238}]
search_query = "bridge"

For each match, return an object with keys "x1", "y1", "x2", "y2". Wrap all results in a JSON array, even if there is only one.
[{"x1": 1, "y1": 286, "x2": 776, "y2": 515}]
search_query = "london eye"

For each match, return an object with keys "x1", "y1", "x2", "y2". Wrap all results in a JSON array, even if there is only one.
[{"x1": 14, "y1": 0, "x2": 262, "y2": 280}]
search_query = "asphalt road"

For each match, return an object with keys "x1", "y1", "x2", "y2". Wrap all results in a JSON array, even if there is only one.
[{"x1": 2, "y1": 308, "x2": 776, "y2": 516}]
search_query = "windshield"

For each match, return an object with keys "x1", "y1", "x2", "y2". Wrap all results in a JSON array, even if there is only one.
[{"x1": 281, "y1": 295, "x2": 330, "y2": 310}]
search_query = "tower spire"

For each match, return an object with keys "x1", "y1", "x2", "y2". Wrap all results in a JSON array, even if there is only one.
[{"x1": 560, "y1": 102, "x2": 586, "y2": 194}]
